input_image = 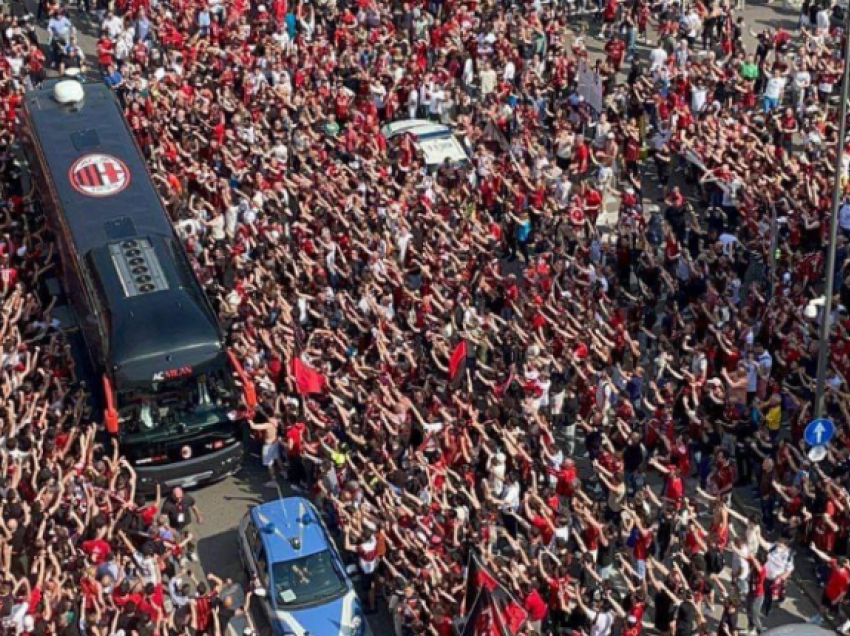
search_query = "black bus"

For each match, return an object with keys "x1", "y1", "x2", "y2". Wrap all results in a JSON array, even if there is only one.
[{"x1": 20, "y1": 77, "x2": 256, "y2": 491}]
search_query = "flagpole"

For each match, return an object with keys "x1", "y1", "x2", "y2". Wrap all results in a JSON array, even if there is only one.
[
  {"x1": 292, "y1": 318, "x2": 306, "y2": 420},
  {"x1": 461, "y1": 550, "x2": 476, "y2": 615},
  {"x1": 458, "y1": 586, "x2": 484, "y2": 636}
]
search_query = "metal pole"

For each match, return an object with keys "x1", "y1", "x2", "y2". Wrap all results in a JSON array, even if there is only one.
[{"x1": 815, "y1": 18, "x2": 850, "y2": 420}]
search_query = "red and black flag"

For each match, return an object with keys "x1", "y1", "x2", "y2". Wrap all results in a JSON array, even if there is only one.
[
  {"x1": 463, "y1": 552, "x2": 498, "y2": 615},
  {"x1": 460, "y1": 588, "x2": 502, "y2": 636},
  {"x1": 449, "y1": 340, "x2": 467, "y2": 380},
  {"x1": 461, "y1": 554, "x2": 528, "y2": 636}
]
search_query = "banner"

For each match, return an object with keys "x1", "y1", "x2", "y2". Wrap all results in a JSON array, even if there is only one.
[{"x1": 577, "y1": 59, "x2": 604, "y2": 116}]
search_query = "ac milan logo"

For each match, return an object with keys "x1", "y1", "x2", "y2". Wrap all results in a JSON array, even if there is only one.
[{"x1": 69, "y1": 153, "x2": 131, "y2": 198}]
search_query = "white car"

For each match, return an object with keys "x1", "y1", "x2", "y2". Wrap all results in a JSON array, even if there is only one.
[{"x1": 381, "y1": 119, "x2": 470, "y2": 168}]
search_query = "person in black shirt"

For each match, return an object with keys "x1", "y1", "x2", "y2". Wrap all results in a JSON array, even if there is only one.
[
  {"x1": 59, "y1": 38, "x2": 85, "y2": 76},
  {"x1": 648, "y1": 564, "x2": 681, "y2": 636},
  {"x1": 655, "y1": 508, "x2": 675, "y2": 561},
  {"x1": 116, "y1": 602, "x2": 140, "y2": 634},
  {"x1": 55, "y1": 602, "x2": 82, "y2": 636},
  {"x1": 161, "y1": 487, "x2": 203, "y2": 533},
  {"x1": 674, "y1": 590, "x2": 701, "y2": 636},
  {"x1": 718, "y1": 597, "x2": 741, "y2": 636},
  {"x1": 623, "y1": 432, "x2": 645, "y2": 497}
]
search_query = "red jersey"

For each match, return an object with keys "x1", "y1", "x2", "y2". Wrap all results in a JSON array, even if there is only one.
[
  {"x1": 826, "y1": 561, "x2": 850, "y2": 603},
  {"x1": 524, "y1": 589, "x2": 548, "y2": 622}
]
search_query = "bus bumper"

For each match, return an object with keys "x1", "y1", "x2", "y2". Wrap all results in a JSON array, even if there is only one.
[{"x1": 134, "y1": 442, "x2": 244, "y2": 493}]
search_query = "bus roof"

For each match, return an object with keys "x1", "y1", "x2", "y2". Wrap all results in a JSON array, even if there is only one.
[
  {"x1": 24, "y1": 80, "x2": 224, "y2": 381},
  {"x1": 24, "y1": 82, "x2": 176, "y2": 254}
]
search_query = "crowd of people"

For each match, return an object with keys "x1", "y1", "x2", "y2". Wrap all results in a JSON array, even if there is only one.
[{"x1": 2, "y1": 0, "x2": 850, "y2": 634}]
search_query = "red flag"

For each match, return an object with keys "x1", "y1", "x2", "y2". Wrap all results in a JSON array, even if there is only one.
[
  {"x1": 449, "y1": 340, "x2": 467, "y2": 379},
  {"x1": 291, "y1": 358, "x2": 326, "y2": 395}
]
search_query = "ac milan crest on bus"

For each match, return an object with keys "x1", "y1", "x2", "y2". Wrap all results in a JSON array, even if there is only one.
[{"x1": 68, "y1": 153, "x2": 131, "y2": 197}]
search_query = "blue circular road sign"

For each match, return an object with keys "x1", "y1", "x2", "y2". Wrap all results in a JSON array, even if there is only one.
[{"x1": 805, "y1": 419, "x2": 835, "y2": 447}]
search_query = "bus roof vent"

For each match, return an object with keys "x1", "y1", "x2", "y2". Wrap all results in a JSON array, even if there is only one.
[
  {"x1": 108, "y1": 239, "x2": 169, "y2": 298},
  {"x1": 54, "y1": 79, "x2": 84, "y2": 105}
]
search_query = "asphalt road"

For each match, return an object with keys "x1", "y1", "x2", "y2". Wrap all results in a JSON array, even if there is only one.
[{"x1": 21, "y1": 0, "x2": 822, "y2": 632}]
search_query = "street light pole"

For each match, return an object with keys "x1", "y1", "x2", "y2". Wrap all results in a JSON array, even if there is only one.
[{"x1": 815, "y1": 18, "x2": 850, "y2": 420}]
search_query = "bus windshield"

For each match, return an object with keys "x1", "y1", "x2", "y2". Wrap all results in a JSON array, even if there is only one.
[{"x1": 118, "y1": 369, "x2": 238, "y2": 440}]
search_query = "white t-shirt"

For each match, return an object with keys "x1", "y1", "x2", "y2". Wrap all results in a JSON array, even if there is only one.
[
  {"x1": 794, "y1": 70, "x2": 811, "y2": 90},
  {"x1": 650, "y1": 47, "x2": 668, "y2": 71},
  {"x1": 501, "y1": 482, "x2": 521, "y2": 512},
  {"x1": 208, "y1": 214, "x2": 226, "y2": 241},
  {"x1": 691, "y1": 87, "x2": 708, "y2": 112},
  {"x1": 721, "y1": 180, "x2": 741, "y2": 207},
  {"x1": 103, "y1": 16, "x2": 123, "y2": 39},
  {"x1": 733, "y1": 545, "x2": 751, "y2": 581},
  {"x1": 765, "y1": 545, "x2": 794, "y2": 579},
  {"x1": 765, "y1": 77, "x2": 786, "y2": 100},
  {"x1": 756, "y1": 351, "x2": 773, "y2": 378},
  {"x1": 587, "y1": 609, "x2": 614, "y2": 636},
  {"x1": 429, "y1": 89, "x2": 445, "y2": 115},
  {"x1": 371, "y1": 84, "x2": 386, "y2": 108},
  {"x1": 480, "y1": 69, "x2": 497, "y2": 95},
  {"x1": 133, "y1": 551, "x2": 162, "y2": 585},
  {"x1": 357, "y1": 537, "x2": 379, "y2": 574}
]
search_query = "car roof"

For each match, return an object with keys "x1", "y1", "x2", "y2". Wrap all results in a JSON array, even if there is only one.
[
  {"x1": 381, "y1": 119, "x2": 453, "y2": 140},
  {"x1": 381, "y1": 118, "x2": 433, "y2": 138},
  {"x1": 251, "y1": 497, "x2": 330, "y2": 563}
]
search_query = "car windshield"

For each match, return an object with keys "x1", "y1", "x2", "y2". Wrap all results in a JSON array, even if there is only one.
[
  {"x1": 271, "y1": 550, "x2": 347, "y2": 608},
  {"x1": 118, "y1": 369, "x2": 237, "y2": 440}
]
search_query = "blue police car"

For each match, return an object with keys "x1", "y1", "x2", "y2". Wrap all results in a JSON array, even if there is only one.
[{"x1": 237, "y1": 497, "x2": 365, "y2": 636}]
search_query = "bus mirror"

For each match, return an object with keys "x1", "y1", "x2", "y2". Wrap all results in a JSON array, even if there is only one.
[
  {"x1": 227, "y1": 350, "x2": 257, "y2": 411},
  {"x1": 102, "y1": 375, "x2": 119, "y2": 434}
]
